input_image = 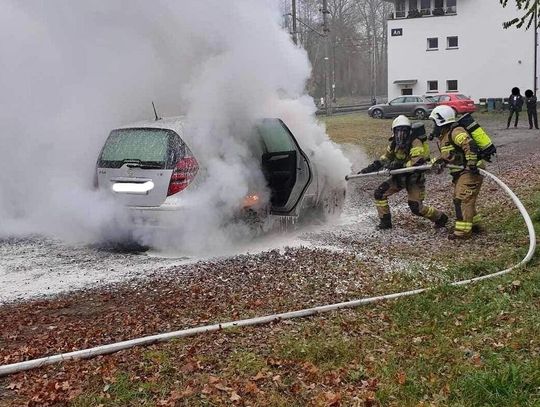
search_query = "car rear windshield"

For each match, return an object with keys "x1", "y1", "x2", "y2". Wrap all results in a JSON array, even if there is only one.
[
  {"x1": 98, "y1": 128, "x2": 180, "y2": 169},
  {"x1": 456, "y1": 94, "x2": 470, "y2": 100}
]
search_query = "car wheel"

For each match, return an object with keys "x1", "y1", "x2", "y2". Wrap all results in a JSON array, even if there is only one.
[
  {"x1": 371, "y1": 109, "x2": 384, "y2": 119},
  {"x1": 414, "y1": 109, "x2": 427, "y2": 120}
]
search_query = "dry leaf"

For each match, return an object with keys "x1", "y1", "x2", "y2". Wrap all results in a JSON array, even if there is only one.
[
  {"x1": 230, "y1": 391, "x2": 241, "y2": 402},
  {"x1": 396, "y1": 371, "x2": 406, "y2": 385}
]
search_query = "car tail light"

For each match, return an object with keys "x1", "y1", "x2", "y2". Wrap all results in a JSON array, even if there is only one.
[
  {"x1": 242, "y1": 194, "x2": 260, "y2": 208},
  {"x1": 167, "y1": 156, "x2": 199, "y2": 196}
]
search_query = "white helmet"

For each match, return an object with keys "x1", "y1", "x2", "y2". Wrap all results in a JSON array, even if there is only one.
[
  {"x1": 392, "y1": 115, "x2": 411, "y2": 129},
  {"x1": 429, "y1": 105, "x2": 456, "y2": 127}
]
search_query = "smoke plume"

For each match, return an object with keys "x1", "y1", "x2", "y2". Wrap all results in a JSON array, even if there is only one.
[{"x1": 0, "y1": 0, "x2": 351, "y2": 253}]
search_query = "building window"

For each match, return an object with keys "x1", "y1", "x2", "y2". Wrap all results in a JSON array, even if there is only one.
[
  {"x1": 446, "y1": 0, "x2": 457, "y2": 13},
  {"x1": 408, "y1": 0, "x2": 421, "y2": 17},
  {"x1": 396, "y1": 0, "x2": 406, "y2": 18},
  {"x1": 427, "y1": 37, "x2": 438, "y2": 50},
  {"x1": 420, "y1": 0, "x2": 431, "y2": 15},
  {"x1": 427, "y1": 80, "x2": 438, "y2": 92},
  {"x1": 447, "y1": 80, "x2": 458, "y2": 92},
  {"x1": 447, "y1": 36, "x2": 458, "y2": 48},
  {"x1": 433, "y1": 0, "x2": 444, "y2": 15}
]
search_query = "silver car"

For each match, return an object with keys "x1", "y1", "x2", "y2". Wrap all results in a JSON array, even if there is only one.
[
  {"x1": 95, "y1": 116, "x2": 345, "y2": 233},
  {"x1": 368, "y1": 95, "x2": 437, "y2": 120}
]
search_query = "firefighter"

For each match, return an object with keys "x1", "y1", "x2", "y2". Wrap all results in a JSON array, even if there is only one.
[
  {"x1": 429, "y1": 105, "x2": 484, "y2": 240},
  {"x1": 359, "y1": 115, "x2": 448, "y2": 230}
]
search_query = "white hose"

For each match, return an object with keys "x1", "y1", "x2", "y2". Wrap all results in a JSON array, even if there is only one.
[{"x1": 0, "y1": 166, "x2": 535, "y2": 377}]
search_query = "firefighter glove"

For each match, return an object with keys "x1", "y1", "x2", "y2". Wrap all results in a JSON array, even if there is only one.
[
  {"x1": 467, "y1": 161, "x2": 479, "y2": 175},
  {"x1": 431, "y1": 159, "x2": 446, "y2": 174},
  {"x1": 359, "y1": 160, "x2": 383, "y2": 174},
  {"x1": 386, "y1": 161, "x2": 403, "y2": 171}
]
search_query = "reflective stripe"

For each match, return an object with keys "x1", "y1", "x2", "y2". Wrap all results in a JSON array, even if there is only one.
[
  {"x1": 473, "y1": 214, "x2": 482, "y2": 224},
  {"x1": 455, "y1": 221, "x2": 473, "y2": 231},
  {"x1": 422, "y1": 142, "x2": 430, "y2": 159},
  {"x1": 465, "y1": 153, "x2": 477, "y2": 161},
  {"x1": 410, "y1": 146, "x2": 424, "y2": 156},
  {"x1": 426, "y1": 207, "x2": 435, "y2": 217},
  {"x1": 440, "y1": 145, "x2": 455, "y2": 152},
  {"x1": 454, "y1": 132, "x2": 469, "y2": 145},
  {"x1": 375, "y1": 200, "x2": 389, "y2": 207}
]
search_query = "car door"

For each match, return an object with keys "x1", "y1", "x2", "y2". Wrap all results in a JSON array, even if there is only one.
[
  {"x1": 387, "y1": 97, "x2": 406, "y2": 115},
  {"x1": 403, "y1": 96, "x2": 421, "y2": 115},
  {"x1": 256, "y1": 119, "x2": 313, "y2": 215}
]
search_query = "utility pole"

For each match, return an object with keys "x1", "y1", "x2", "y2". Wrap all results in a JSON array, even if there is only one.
[
  {"x1": 322, "y1": 0, "x2": 331, "y2": 115},
  {"x1": 535, "y1": 2, "x2": 538, "y2": 95},
  {"x1": 291, "y1": 0, "x2": 298, "y2": 45}
]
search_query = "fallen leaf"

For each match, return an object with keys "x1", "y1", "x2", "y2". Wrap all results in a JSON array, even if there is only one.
[
  {"x1": 214, "y1": 383, "x2": 232, "y2": 392},
  {"x1": 324, "y1": 390, "x2": 341, "y2": 405},
  {"x1": 230, "y1": 391, "x2": 241, "y2": 402},
  {"x1": 397, "y1": 371, "x2": 406, "y2": 385}
]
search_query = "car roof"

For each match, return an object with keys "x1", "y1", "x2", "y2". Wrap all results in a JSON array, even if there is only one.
[
  {"x1": 391, "y1": 95, "x2": 426, "y2": 99},
  {"x1": 111, "y1": 116, "x2": 282, "y2": 152}
]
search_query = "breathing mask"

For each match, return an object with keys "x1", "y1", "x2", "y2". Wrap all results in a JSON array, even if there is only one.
[{"x1": 393, "y1": 126, "x2": 412, "y2": 150}]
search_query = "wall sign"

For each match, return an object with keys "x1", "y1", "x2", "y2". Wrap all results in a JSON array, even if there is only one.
[{"x1": 391, "y1": 28, "x2": 403, "y2": 36}]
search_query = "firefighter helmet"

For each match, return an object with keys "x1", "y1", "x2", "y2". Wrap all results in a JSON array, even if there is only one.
[
  {"x1": 392, "y1": 115, "x2": 411, "y2": 129},
  {"x1": 429, "y1": 105, "x2": 456, "y2": 127}
]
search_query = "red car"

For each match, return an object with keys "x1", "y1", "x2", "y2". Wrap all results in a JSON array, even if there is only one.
[{"x1": 431, "y1": 93, "x2": 477, "y2": 114}]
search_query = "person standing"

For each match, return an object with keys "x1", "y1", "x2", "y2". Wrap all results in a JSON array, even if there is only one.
[
  {"x1": 429, "y1": 105, "x2": 484, "y2": 240},
  {"x1": 358, "y1": 115, "x2": 448, "y2": 230},
  {"x1": 524, "y1": 89, "x2": 538, "y2": 129},
  {"x1": 507, "y1": 87, "x2": 524, "y2": 128}
]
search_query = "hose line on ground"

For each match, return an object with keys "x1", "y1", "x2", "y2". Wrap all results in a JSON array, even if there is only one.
[{"x1": 0, "y1": 166, "x2": 535, "y2": 377}]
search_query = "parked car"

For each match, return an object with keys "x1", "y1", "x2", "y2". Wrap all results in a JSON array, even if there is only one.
[
  {"x1": 430, "y1": 93, "x2": 476, "y2": 114},
  {"x1": 95, "y1": 117, "x2": 345, "y2": 233},
  {"x1": 368, "y1": 95, "x2": 437, "y2": 119}
]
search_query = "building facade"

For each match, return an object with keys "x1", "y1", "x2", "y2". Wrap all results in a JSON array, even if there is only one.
[{"x1": 386, "y1": 0, "x2": 537, "y2": 101}]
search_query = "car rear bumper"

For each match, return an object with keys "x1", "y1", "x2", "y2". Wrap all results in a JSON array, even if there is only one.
[{"x1": 127, "y1": 204, "x2": 184, "y2": 230}]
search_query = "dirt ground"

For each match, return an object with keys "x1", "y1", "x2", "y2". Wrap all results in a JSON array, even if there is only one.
[{"x1": 0, "y1": 114, "x2": 539, "y2": 405}]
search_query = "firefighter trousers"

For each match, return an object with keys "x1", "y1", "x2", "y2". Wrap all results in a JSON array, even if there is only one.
[
  {"x1": 452, "y1": 171, "x2": 484, "y2": 237},
  {"x1": 373, "y1": 173, "x2": 443, "y2": 223}
]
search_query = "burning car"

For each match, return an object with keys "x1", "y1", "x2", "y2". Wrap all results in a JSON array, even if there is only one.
[{"x1": 95, "y1": 117, "x2": 345, "y2": 234}]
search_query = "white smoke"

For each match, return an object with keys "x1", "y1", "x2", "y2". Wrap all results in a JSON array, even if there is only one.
[{"x1": 0, "y1": 0, "x2": 351, "y2": 252}]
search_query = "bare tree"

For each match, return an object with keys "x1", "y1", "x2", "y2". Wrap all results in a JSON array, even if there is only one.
[{"x1": 287, "y1": 0, "x2": 390, "y2": 101}]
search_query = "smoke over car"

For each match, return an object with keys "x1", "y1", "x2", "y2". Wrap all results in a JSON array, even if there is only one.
[{"x1": 0, "y1": 0, "x2": 350, "y2": 254}]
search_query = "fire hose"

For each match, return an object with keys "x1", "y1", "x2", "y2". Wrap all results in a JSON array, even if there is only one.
[{"x1": 0, "y1": 165, "x2": 535, "y2": 377}]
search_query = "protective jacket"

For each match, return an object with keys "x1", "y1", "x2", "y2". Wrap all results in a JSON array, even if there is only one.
[
  {"x1": 380, "y1": 135, "x2": 429, "y2": 168},
  {"x1": 437, "y1": 125, "x2": 482, "y2": 173}
]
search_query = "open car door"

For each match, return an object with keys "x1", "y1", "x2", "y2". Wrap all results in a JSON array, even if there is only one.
[{"x1": 257, "y1": 119, "x2": 313, "y2": 215}]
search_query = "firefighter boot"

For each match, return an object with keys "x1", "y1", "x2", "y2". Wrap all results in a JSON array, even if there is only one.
[
  {"x1": 434, "y1": 213, "x2": 449, "y2": 229},
  {"x1": 376, "y1": 214, "x2": 392, "y2": 230}
]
